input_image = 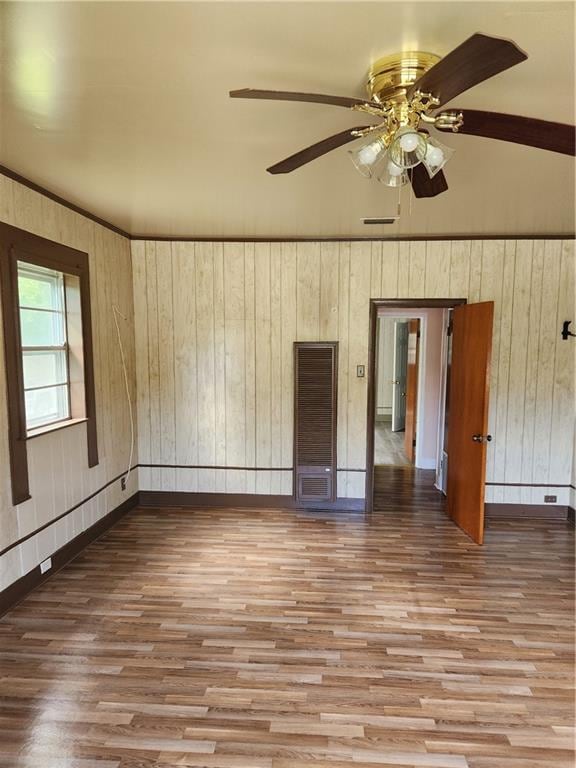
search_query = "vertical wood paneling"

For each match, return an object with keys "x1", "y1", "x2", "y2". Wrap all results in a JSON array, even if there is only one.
[
  {"x1": 131, "y1": 237, "x2": 574, "y2": 509},
  {"x1": 520, "y1": 241, "x2": 544, "y2": 502},
  {"x1": 336, "y1": 243, "x2": 351, "y2": 491},
  {"x1": 255, "y1": 243, "x2": 271, "y2": 493},
  {"x1": 223, "y1": 243, "x2": 246, "y2": 492},
  {"x1": 320, "y1": 242, "x2": 339, "y2": 339},
  {"x1": 213, "y1": 244, "x2": 226, "y2": 491},
  {"x1": 550, "y1": 240, "x2": 575, "y2": 485},
  {"x1": 195, "y1": 243, "x2": 216, "y2": 490},
  {"x1": 244, "y1": 244, "x2": 256, "y2": 493},
  {"x1": 296, "y1": 242, "x2": 320, "y2": 340},
  {"x1": 0, "y1": 177, "x2": 136, "y2": 590},
  {"x1": 491, "y1": 241, "x2": 516, "y2": 502},
  {"x1": 156, "y1": 242, "x2": 175, "y2": 491},
  {"x1": 380, "y1": 241, "x2": 399, "y2": 298},
  {"x1": 173, "y1": 242, "x2": 198, "y2": 491},
  {"x1": 504, "y1": 241, "x2": 531, "y2": 502},
  {"x1": 424, "y1": 241, "x2": 451, "y2": 297},
  {"x1": 449, "y1": 240, "x2": 471, "y2": 298},
  {"x1": 270, "y1": 244, "x2": 283, "y2": 494},
  {"x1": 280, "y1": 244, "x2": 297, "y2": 495}
]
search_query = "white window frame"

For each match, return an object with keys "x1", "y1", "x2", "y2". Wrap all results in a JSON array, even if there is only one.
[{"x1": 17, "y1": 263, "x2": 72, "y2": 432}]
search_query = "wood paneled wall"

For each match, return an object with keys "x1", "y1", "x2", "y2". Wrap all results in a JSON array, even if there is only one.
[
  {"x1": 0, "y1": 176, "x2": 137, "y2": 591},
  {"x1": 132, "y1": 238, "x2": 575, "y2": 506}
]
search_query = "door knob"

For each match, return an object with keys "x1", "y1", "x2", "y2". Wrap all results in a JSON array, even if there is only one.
[{"x1": 472, "y1": 434, "x2": 492, "y2": 443}]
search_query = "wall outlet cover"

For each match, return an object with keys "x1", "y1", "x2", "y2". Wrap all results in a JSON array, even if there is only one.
[
  {"x1": 40, "y1": 557, "x2": 52, "y2": 574},
  {"x1": 544, "y1": 495, "x2": 557, "y2": 503}
]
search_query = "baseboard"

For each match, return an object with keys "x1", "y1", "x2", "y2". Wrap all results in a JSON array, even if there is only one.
[
  {"x1": 416, "y1": 459, "x2": 437, "y2": 470},
  {"x1": 139, "y1": 491, "x2": 365, "y2": 512},
  {"x1": 485, "y1": 503, "x2": 570, "y2": 520},
  {"x1": 0, "y1": 492, "x2": 139, "y2": 618}
]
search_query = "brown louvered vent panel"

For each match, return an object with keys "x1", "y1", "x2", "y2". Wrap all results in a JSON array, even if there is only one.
[{"x1": 294, "y1": 343, "x2": 337, "y2": 503}]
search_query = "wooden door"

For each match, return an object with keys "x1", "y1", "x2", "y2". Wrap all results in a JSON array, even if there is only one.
[
  {"x1": 391, "y1": 321, "x2": 408, "y2": 432},
  {"x1": 404, "y1": 320, "x2": 420, "y2": 463},
  {"x1": 447, "y1": 302, "x2": 494, "y2": 544},
  {"x1": 294, "y1": 343, "x2": 337, "y2": 503}
]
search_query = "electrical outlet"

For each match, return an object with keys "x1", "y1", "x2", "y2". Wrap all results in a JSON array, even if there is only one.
[
  {"x1": 40, "y1": 557, "x2": 52, "y2": 574},
  {"x1": 544, "y1": 495, "x2": 557, "y2": 503},
  {"x1": 121, "y1": 477, "x2": 127, "y2": 491}
]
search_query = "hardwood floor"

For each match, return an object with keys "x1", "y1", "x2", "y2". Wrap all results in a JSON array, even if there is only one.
[
  {"x1": 0, "y1": 478, "x2": 574, "y2": 767},
  {"x1": 374, "y1": 423, "x2": 410, "y2": 466}
]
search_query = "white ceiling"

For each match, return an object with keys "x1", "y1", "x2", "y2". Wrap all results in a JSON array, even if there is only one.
[{"x1": 0, "y1": 1, "x2": 574, "y2": 238}]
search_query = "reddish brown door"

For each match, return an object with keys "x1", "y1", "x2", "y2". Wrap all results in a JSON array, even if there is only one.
[
  {"x1": 447, "y1": 302, "x2": 494, "y2": 544},
  {"x1": 404, "y1": 320, "x2": 420, "y2": 463}
]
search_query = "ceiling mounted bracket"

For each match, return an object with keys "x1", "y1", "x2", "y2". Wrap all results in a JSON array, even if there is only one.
[{"x1": 366, "y1": 51, "x2": 441, "y2": 106}]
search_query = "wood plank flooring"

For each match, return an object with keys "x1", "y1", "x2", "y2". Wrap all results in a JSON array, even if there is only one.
[
  {"x1": 0, "y1": 476, "x2": 574, "y2": 767},
  {"x1": 374, "y1": 423, "x2": 410, "y2": 466}
]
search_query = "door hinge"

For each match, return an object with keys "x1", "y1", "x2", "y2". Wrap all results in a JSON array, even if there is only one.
[
  {"x1": 416, "y1": 330, "x2": 421, "y2": 339},
  {"x1": 412, "y1": 438, "x2": 416, "y2": 447},
  {"x1": 447, "y1": 321, "x2": 453, "y2": 337}
]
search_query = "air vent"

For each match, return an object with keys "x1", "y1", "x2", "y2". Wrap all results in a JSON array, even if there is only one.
[
  {"x1": 362, "y1": 217, "x2": 399, "y2": 225},
  {"x1": 294, "y1": 343, "x2": 337, "y2": 503}
]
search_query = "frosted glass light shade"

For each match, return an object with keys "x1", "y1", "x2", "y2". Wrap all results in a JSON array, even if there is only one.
[
  {"x1": 389, "y1": 128, "x2": 427, "y2": 169},
  {"x1": 422, "y1": 135, "x2": 454, "y2": 178},
  {"x1": 348, "y1": 136, "x2": 386, "y2": 178}
]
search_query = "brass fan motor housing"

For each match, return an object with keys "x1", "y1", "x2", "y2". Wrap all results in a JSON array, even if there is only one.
[{"x1": 367, "y1": 51, "x2": 441, "y2": 106}]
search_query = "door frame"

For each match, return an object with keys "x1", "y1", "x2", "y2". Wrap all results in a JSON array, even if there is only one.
[{"x1": 365, "y1": 298, "x2": 466, "y2": 514}]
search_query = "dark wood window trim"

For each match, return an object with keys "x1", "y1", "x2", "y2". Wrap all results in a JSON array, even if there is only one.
[{"x1": 0, "y1": 222, "x2": 98, "y2": 505}]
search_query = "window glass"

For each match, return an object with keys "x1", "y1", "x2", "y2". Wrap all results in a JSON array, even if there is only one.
[
  {"x1": 17, "y1": 262, "x2": 71, "y2": 430},
  {"x1": 25, "y1": 385, "x2": 70, "y2": 430}
]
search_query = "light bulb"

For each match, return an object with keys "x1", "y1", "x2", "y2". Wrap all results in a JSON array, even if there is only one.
[
  {"x1": 387, "y1": 160, "x2": 403, "y2": 177},
  {"x1": 399, "y1": 131, "x2": 420, "y2": 152},
  {"x1": 357, "y1": 141, "x2": 382, "y2": 166},
  {"x1": 426, "y1": 144, "x2": 444, "y2": 166}
]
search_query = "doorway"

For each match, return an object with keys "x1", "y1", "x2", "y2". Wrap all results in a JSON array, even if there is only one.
[
  {"x1": 366, "y1": 298, "x2": 494, "y2": 544},
  {"x1": 373, "y1": 307, "x2": 447, "y2": 474}
]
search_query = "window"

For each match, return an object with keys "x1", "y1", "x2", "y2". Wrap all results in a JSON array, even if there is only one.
[
  {"x1": 0, "y1": 221, "x2": 99, "y2": 504},
  {"x1": 18, "y1": 263, "x2": 71, "y2": 431}
]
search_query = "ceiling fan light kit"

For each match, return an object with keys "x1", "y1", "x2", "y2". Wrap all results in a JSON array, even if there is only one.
[{"x1": 230, "y1": 32, "x2": 576, "y2": 200}]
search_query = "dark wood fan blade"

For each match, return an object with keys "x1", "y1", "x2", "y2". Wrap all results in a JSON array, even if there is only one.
[
  {"x1": 438, "y1": 109, "x2": 576, "y2": 156},
  {"x1": 410, "y1": 164, "x2": 448, "y2": 198},
  {"x1": 230, "y1": 88, "x2": 372, "y2": 109},
  {"x1": 267, "y1": 127, "x2": 371, "y2": 174},
  {"x1": 407, "y1": 33, "x2": 527, "y2": 107}
]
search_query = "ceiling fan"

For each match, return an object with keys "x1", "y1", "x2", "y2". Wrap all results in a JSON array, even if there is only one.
[{"x1": 230, "y1": 33, "x2": 576, "y2": 198}]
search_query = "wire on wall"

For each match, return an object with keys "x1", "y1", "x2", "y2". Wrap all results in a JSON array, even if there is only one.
[{"x1": 112, "y1": 305, "x2": 134, "y2": 489}]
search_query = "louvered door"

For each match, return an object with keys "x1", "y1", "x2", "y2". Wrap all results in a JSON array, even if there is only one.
[{"x1": 294, "y1": 342, "x2": 338, "y2": 503}]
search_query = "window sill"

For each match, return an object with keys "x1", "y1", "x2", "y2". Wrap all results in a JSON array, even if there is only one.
[{"x1": 27, "y1": 417, "x2": 88, "y2": 440}]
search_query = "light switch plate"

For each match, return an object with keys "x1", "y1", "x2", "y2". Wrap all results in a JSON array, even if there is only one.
[
  {"x1": 356, "y1": 365, "x2": 365, "y2": 378},
  {"x1": 40, "y1": 557, "x2": 52, "y2": 574}
]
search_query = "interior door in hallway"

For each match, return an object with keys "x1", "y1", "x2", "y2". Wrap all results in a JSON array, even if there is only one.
[
  {"x1": 447, "y1": 301, "x2": 494, "y2": 544},
  {"x1": 391, "y1": 321, "x2": 408, "y2": 432},
  {"x1": 404, "y1": 319, "x2": 420, "y2": 463}
]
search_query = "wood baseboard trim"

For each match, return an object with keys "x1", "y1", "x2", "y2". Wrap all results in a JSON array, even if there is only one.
[
  {"x1": 0, "y1": 492, "x2": 139, "y2": 618},
  {"x1": 139, "y1": 491, "x2": 365, "y2": 512},
  {"x1": 485, "y1": 503, "x2": 570, "y2": 520}
]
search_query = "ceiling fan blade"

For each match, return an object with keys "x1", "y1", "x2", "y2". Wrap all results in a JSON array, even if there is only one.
[
  {"x1": 437, "y1": 109, "x2": 576, "y2": 156},
  {"x1": 410, "y1": 164, "x2": 448, "y2": 198},
  {"x1": 407, "y1": 33, "x2": 527, "y2": 107},
  {"x1": 230, "y1": 88, "x2": 373, "y2": 109},
  {"x1": 267, "y1": 127, "x2": 371, "y2": 174}
]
